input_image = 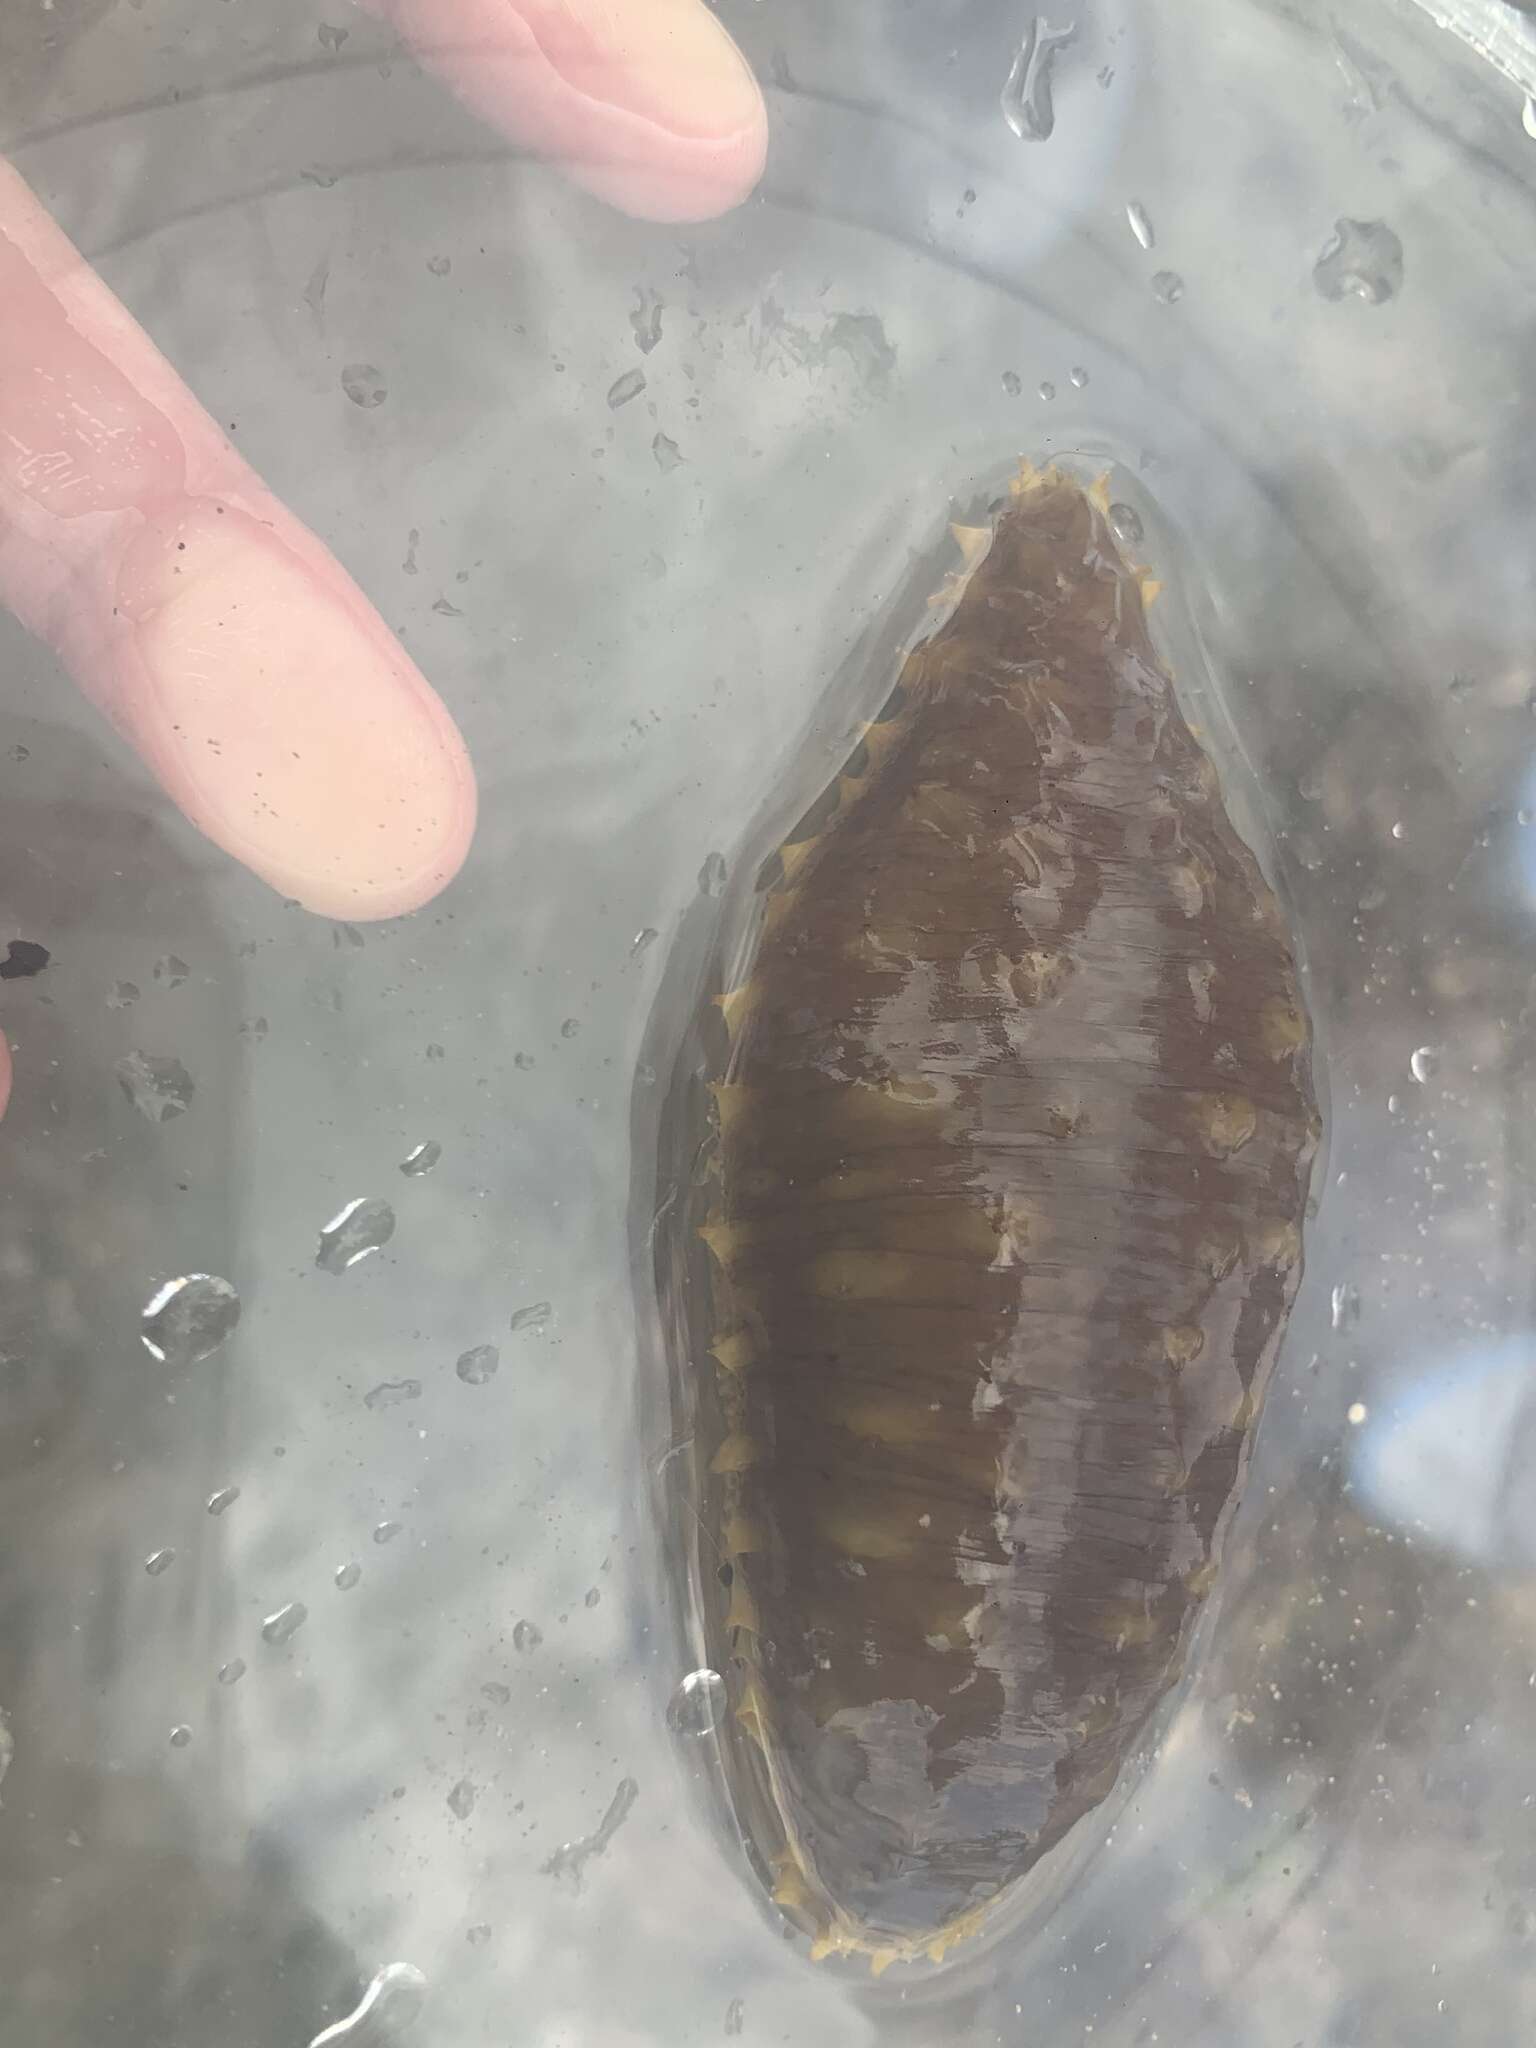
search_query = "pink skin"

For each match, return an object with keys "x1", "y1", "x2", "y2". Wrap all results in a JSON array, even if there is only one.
[{"x1": 0, "y1": 1, "x2": 766, "y2": 1101}]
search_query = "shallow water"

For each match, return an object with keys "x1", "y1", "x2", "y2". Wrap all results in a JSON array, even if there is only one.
[{"x1": 0, "y1": 2, "x2": 1534, "y2": 2043}]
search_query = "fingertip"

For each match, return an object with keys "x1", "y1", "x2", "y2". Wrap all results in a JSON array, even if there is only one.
[
  {"x1": 378, "y1": 0, "x2": 768, "y2": 223},
  {"x1": 109, "y1": 501, "x2": 477, "y2": 922},
  {"x1": 574, "y1": 89, "x2": 768, "y2": 224}
]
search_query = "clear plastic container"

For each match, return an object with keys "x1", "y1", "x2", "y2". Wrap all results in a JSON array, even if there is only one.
[{"x1": 1, "y1": 1, "x2": 1534, "y2": 2041}]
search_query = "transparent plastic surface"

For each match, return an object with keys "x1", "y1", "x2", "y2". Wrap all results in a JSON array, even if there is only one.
[{"x1": 1, "y1": 2, "x2": 1534, "y2": 2042}]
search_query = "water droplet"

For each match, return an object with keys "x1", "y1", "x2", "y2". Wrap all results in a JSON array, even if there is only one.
[
  {"x1": 239, "y1": 1016, "x2": 269, "y2": 1042},
  {"x1": 1001, "y1": 369, "x2": 1022, "y2": 396},
  {"x1": 115, "y1": 1051, "x2": 195, "y2": 1122},
  {"x1": 153, "y1": 954, "x2": 189, "y2": 987},
  {"x1": 1330, "y1": 1280, "x2": 1361, "y2": 1332},
  {"x1": 1297, "y1": 766, "x2": 1326, "y2": 802},
  {"x1": 335, "y1": 1561, "x2": 362, "y2": 1591},
  {"x1": 725, "y1": 1999, "x2": 745, "y2": 2038},
  {"x1": 107, "y1": 979, "x2": 140, "y2": 1009},
  {"x1": 560, "y1": 1018, "x2": 580, "y2": 1039},
  {"x1": 307, "y1": 1963, "x2": 428, "y2": 2048},
  {"x1": 1520, "y1": 808, "x2": 1533, "y2": 829},
  {"x1": 513, "y1": 1051, "x2": 535, "y2": 1070},
  {"x1": 7, "y1": 742, "x2": 29, "y2": 762},
  {"x1": 0, "y1": 937, "x2": 48, "y2": 980},
  {"x1": 607, "y1": 368, "x2": 647, "y2": 409},
  {"x1": 364, "y1": 1379, "x2": 421, "y2": 1411},
  {"x1": 512, "y1": 1619, "x2": 542, "y2": 1652},
  {"x1": 510, "y1": 1301, "x2": 551, "y2": 1334},
  {"x1": 652, "y1": 432, "x2": 683, "y2": 473},
  {"x1": 262, "y1": 1600, "x2": 309, "y2": 1647},
  {"x1": 1391, "y1": 820, "x2": 1406, "y2": 841},
  {"x1": 699, "y1": 852, "x2": 728, "y2": 896},
  {"x1": 584, "y1": 1587, "x2": 601, "y2": 1609},
  {"x1": 1000, "y1": 16, "x2": 1076, "y2": 142},
  {"x1": 1069, "y1": 366, "x2": 1088, "y2": 388},
  {"x1": 341, "y1": 362, "x2": 388, "y2": 408},
  {"x1": 1038, "y1": 379, "x2": 1056, "y2": 402},
  {"x1": 667, "y1": 1667, "x2": 727, "y2": 1738},
  {"x1": 1409, "y1": 1045, "x2": 1440, "y2": 1084},
  {"x1": 1524, "y1": 95, "x2": 1536, "y2": 141},
  {"x1": 425, "y1": 252, "x2": 451, "y2": 277},
  {"x1": 1347, "y1": 1401, "x2": 1368, "y2": 1426},
  {"x1": 141, "y1": 1273, "x2": 241, "y2": 1364},
  {"x1": 1107, "y1": 502, "x2": 1144, "y2": 547},
  {"x1": 481, "y1": 1681, "x2": 511, "y2": 1705},
  {"x1": 218, "y1": 1656, "x2": 246, "y2": 1686},
  {"x1": 374, "y1": 1520, "x2": 403, "y2": 1545},
  {"x1": 317, "y1": 1197, "x2": 396, "y2": 1273},
  {"x1": 206, "y1": 1485, "x2": 240, "y2": 1516},
  {"x1": 456, "y1": 1344, "x2": 499, "y2": 1386},
  {"x1": 447, "y1": 1777, "x2": 477, "y2": 1819},
  {"x1": 144, "y1": 1548, "x2": 175, "y2": 1577},
  {"x1": 317, "y1": 22, "x2": 349, "y2": 52},
  {"x1": 1313, "y1": 218, "x2": 1403, "y2": 305},
  {"x1": 1127, "y1": 200, "x2": 1155, "y2": 250},
  {"x1": 169, "y1": 1724, "x2": 193, "y2": 1748},
  {"x1": 631, "y1": 926, "x2": 659, "y2": 958},
  {"x1": 465, "y1": 1923, "x2": 492, "y2": 1948},
  {"x1": 630, "y1": 287, "x2": 664, "y2": 354},
  {"x1": 1151, "y1": 270, "x2": 1185, "y2": 305},
  {"x1": 399, "y1": 1140, "x2": 441, "y2": 1177}
]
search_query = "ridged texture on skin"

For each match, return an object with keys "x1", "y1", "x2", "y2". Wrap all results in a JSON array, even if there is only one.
[{"x1": 666, "y1": 473, "x2": 1318, "y2": 1966}]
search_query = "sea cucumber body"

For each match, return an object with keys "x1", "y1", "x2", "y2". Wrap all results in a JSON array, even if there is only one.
[{"x1": 658, "y1": 474, "x2": 1318, "y2": 1965}]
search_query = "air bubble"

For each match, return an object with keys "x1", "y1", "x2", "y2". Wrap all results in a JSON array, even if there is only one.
[
  {"x1": 317, "y1": 1198, "x2": 396, "y2": 1273},
  {"x1": 1330, "y1": 1281, "x2": 1361, "y2": 1332},
  {"x1": 399, "y1": 1140, "x2": 441, "y2": 1177},
  {"x1": 206, "y1": 1485, "x2": 240, "y2": 1516},
  {"x1": 447, "y1": 1778, "x2": 477, "y2": 1819},
  {"x1": 144, "y1": 1548, "x2": 175, "y2": 1576},
  {"x1": 513, "y1": 1619, "x2": 542, "y2": 1652},
  {"x1": 218, "y1": 1658, "x2": 246, "y2": 1685},
  {"x1": 153, "y1": 955, "x2": 189, "y2": 987},
  {"x1": 1107, "y1": 503, "x2": 1144, "y2": 547},
  {"x1": 1151, "y1": 271, "x2": 1185, "y2": 305},
  {"x1": 1409, "y1": 1045, "x2": 1439, "y2": 1084},
  {"x1": 667, "y1": 1667, "x2": 727, "y2": 1738},
  {"x1": 510, "y1": 1301, "x2": 551, "y2": 1334},
  {"x1": 1069, "y1": 366, "x2": 1088, "y2": 388},
  {"x1": 335, "y1": 1562, "x2": 362, "y2": 1591},
  {"x1": 374, "y1": 1520, "x2": 403, "y2": 1545},
  {"x1": 1038, "y1": 380, "x2": 1056, "y2": 402},
  {"x1": 169, "y1": 1724, "x2": 193, "y2": 1748},
  {"x1": 141, "y1": 1274, "x2": 241, "y2": 1365}
]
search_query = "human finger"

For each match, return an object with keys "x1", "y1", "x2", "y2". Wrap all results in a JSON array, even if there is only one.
[
  {"x1": 0, "y1": 160, "x2": 476, "y2": 921},
  {"x1": 358, "y1": 0, "x2": 768, "y2": 222}
]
